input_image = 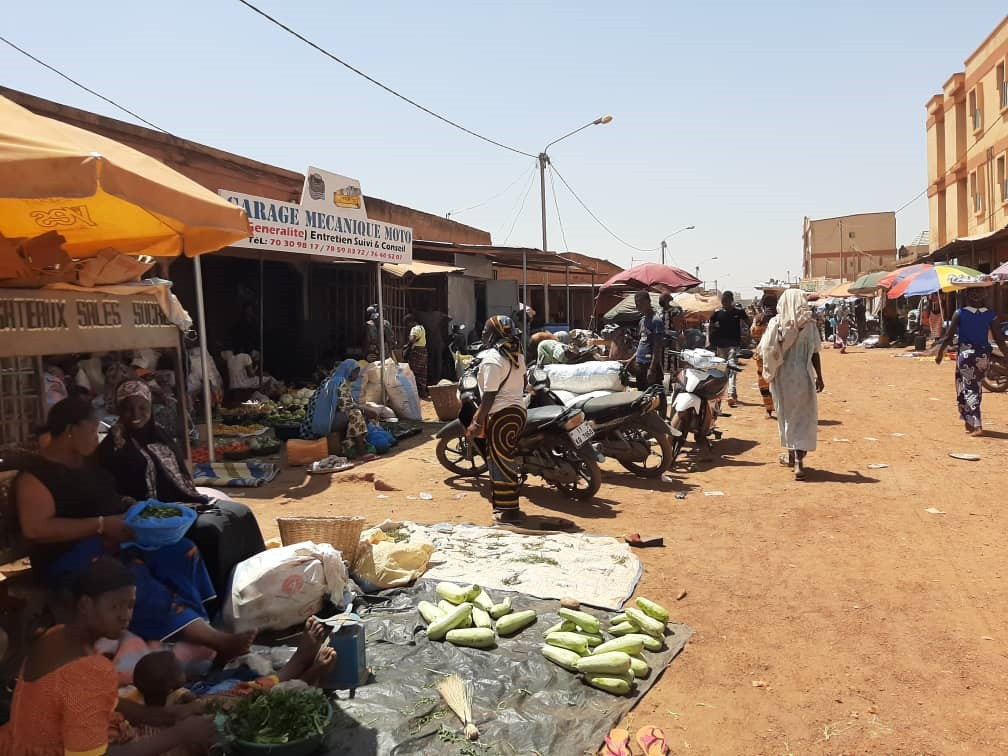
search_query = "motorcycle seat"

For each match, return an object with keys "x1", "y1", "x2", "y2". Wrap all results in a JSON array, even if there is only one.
[
  {"x1": 525, "y1": 405, "x2": 565, "y2": 430},
  {"x1": 572, "y1": 391, "x2": 642, "y2": 423}
]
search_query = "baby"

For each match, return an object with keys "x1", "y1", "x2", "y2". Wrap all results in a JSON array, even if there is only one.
[{"x1": 120, "y1": 618, "x2": 336, "y2": 724}]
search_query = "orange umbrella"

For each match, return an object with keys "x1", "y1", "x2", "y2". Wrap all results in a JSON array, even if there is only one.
[
  {"x1": 0, "y1": 94, "x2": 249, "y2": 258},
  {"x1": 818, "y1": 280, "x2": 853, "y2": 298},
  {"x1": 0, "y1": 94, "x2": 250, "y2": 463}
]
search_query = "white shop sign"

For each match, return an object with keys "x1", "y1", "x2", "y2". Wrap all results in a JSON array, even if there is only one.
[{"x1": 219, "y1": 169, "x2": 412, "y2": 263}]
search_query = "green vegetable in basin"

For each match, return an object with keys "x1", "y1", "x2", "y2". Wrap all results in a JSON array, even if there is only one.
[
  {"x1": 220, "y1": 688, "x2": 330, "y2": 745},
  {"x1": 137, "y1": 504, "x2": 184, "y2": 520}
]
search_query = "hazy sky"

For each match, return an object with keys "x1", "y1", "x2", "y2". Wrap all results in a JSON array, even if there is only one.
[{"x1": 4, "y1": 2, "x2": 1006, "y2": 296}]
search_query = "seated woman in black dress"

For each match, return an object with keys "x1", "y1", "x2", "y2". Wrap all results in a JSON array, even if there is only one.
[
  {"x1": 97, "y1": 380, "x2": 265, "y2": 597},
  {"x1": 16, "y1": 398, "x2": 254, "y2": 660}
]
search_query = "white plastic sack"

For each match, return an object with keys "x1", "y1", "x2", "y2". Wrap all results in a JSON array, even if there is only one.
[
  {"x1": 359, "y1": 360, "x2": 384, "y2": 405},
  {"x1": 553, "y1": 389, "x2": 615, "y2": 406},
  {"x1": 223, "y1": 541, "x2": 349, "y2": 633},
  {"x1": 362, "y1": 401, "x2": 397, "y2": 420},
  {"x1": 544, "y1": 361, "x2": 624, "y2": 393},
  {"x1": 384, "y1": 362, "x2": 422, "y2": 421}
]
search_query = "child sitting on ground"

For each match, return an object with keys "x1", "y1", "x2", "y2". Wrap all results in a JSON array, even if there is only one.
[{"x1": 119, "y1": 618, "x2": 336, "y2": 728}]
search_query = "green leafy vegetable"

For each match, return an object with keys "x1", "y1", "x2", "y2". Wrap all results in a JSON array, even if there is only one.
[
  {"x1": 221, "y1": 688, "x2": 330, "y2": 745},
  {"x1": 136, "y1": 504, "x2": 184, "y2": 520}
]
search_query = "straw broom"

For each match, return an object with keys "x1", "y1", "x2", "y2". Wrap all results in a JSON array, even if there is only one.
[{"x1": 437, "y1": 673, "x2": 479, "y2": 741}]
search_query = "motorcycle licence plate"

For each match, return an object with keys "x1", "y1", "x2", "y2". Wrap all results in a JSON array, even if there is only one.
[{"x1": 568, "y1": 422, "x2": 595, "y2": 447}]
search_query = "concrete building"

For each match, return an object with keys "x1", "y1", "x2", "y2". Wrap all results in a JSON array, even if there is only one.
[
  {"x1": 802, "y1": 212, "x2": 898, "y2": 281},
  {"x1": 926, "y1": 16, "x2": 1008, "y2": 252}
]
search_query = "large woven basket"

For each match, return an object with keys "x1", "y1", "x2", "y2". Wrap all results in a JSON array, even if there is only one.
[
  {"x1": 429, "y1": 382, "x2": 461, "y2": 422},
  {"x1": 276, "y1": 516, "x2": 365, "y2": 562}
]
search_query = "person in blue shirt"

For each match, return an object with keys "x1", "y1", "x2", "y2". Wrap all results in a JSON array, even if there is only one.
[
  {"x1": 633, "y1": 291, "x2": 665, "y2": 389},
  {"x1": 935, "y1": 286, "x2": 1008, "y2": 436}
]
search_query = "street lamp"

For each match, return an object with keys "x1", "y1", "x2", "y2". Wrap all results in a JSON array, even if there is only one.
[
  {"x1": 695, "y1": 256, "x2": 719, "y2": 288},
  {"x1": 659, "y1": 225, "x2": 695, "y2": 266},
  {"x1": 532, "y1": 114, "x2": 613, "y2": 333}
]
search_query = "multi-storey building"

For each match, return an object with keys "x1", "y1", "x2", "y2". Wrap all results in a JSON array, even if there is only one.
[
  {"x1": 802, "y1": 212, "x2": 898, "y2": 281},
  {"x1": 926, "y1": 15, "x2": 1008, "y2": 265}
]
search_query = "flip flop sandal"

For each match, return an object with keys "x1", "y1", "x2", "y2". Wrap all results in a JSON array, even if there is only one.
[
  {"x1": 604, "y1": 728, "x2": 631, "y2": 756},
  {"x1": 794, "y1": 468, "x2": 807, "y2": 480},
  {"x1": 635, "y1": 725, "x2": 670, "y2": 755},
  {"x1": 624, "y1": 533, "x2": 664, "y2": 547},
  {"x1": 778, "y1": 453, "x2": 793, "y2": 466}
]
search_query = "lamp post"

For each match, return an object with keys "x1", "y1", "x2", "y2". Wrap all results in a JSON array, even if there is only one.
[
  {"x1": 534, "y1": 114, "x2": 612, "y2": 333},
  {"x1": 695, "y1": 256, "x2": 719, "y2": 289},
  {"x1": 659, "y1": 225, "x2": 695, "y2": 266}
]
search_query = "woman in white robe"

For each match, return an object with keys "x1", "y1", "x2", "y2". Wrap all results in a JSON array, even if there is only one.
[{"x1": 757, "y1": 289, "x2": 825, "y2": 479}]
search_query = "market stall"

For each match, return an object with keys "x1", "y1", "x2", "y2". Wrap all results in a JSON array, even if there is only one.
[{"x1": 0, "y1": 285, "x2": 190, "y2": 564}]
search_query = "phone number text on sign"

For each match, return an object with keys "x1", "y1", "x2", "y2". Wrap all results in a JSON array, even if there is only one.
[{"x1": 246, "y1": 234, "x2": 408, "y2": 263}]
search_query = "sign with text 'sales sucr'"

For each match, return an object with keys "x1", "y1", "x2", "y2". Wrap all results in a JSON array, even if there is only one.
[{"x1": 0, "y1": 289, "x2": 178, "y2": 358}]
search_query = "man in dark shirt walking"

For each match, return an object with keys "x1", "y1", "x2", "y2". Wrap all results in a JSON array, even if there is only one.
[
  {"x1": 633, "y1": 291, "x2": 665, "y2": 389},
  {"x1": 707, "y1": 291, "x2": 750, "y2": 407}
]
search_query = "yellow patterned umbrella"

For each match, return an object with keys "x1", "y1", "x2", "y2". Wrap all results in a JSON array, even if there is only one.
[{"x1": 0, "y1": 94, "x2": 249, "y2": 257}]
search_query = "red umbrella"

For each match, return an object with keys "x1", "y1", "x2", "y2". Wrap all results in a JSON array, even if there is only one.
[
  {"x1": 877, "y1": 263, "x2": 929, "y2": 289},
  {"x1": 599, "y1": 263, "x2": 701, "y2": 294}
]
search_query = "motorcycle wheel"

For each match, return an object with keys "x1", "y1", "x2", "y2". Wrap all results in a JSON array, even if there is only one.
[
  {"x1": 556, "y1": 458, "x2": 602, "y2": 501},
  {"x1": 670, "y1": 408, "x2": 692, "y2": 462},
  {"x1": 619, "y1": 430, "x2": 673, "y2": 478},
  {"x1": 982, "y1": 372, "x2": 1008, "y2": 392},
  {"x1": 435, "y1": 435, "x2": 488, "y2": 477}
]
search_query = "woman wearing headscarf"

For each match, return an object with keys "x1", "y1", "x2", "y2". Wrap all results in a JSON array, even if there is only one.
[
  {"x1": 757, "y1": 288, "x2": 825, "y2": 480},
  {"x1": 299, "y1": 359, "x2": 369, "y2": 455},
  {"x1": 19, "y1": 399, "x2": 255, "y2": 659},
  {"x1": 749, "y1": 293, "x2": 778, "y2": 418},
  {"x1": 98, "y1": 380, "x2": 266, "y2": 597},
  {"x1": 469, "y1": 316, "x2": 528, "y2": 523}
]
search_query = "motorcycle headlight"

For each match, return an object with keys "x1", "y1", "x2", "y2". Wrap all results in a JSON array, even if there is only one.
[{"x1": 562, "y1": 412, "x2": 584, "y2": 431}]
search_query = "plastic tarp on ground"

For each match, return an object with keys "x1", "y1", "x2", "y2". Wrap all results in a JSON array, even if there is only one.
[{"x1": 319, "y1": 582, "x2": 692, "y2": 755}]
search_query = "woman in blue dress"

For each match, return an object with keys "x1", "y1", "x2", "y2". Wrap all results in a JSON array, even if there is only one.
[{"x1": 935, "y1": 286, "x2": 1008, "y2": 436}]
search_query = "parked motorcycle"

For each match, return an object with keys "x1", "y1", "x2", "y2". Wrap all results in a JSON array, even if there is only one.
[
  {"x1": 982, "y1": 350, "x2": 1007, "y2": 393},
  {"x1": 668, "y1": 349, "x2": 741, "y2": 460},
  {"x1": 435, "y1": 358, "x2": 605, "y2": 500},
  {"x1": 526, "y1": 367, "x2": 680, "y2": 478}
]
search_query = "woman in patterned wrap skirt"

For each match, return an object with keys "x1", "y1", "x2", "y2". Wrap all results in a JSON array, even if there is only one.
[{"x1": 468, "y1": 316, "x2": 527, "y2": 522}]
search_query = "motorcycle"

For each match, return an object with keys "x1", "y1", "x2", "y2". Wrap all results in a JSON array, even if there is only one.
[
  {"x1": 982, "y1": 350, "x2": 1007, "y2": 393},
  {"x1": 526, "y1": 367, "x2": 680, "y2": 478},
  {"x1": 668, "y1": 349, "x2": 741, "y2": 461},
  {"x1": 434, "y1": 358, "x2": 605, "y2": 500}
]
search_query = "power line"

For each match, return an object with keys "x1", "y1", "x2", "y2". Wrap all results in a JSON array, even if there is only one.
[
  {"x1": 0, "y1": 35, "x2": 168, "y2": 133},
  {"x1": 447, "y1": 166, "x2": 535, "y2": 218},
  {"x1": 550, "y1": 161, "x2": 655, "y2": 252},
  {"x1": 548, "y1": 166, "x2": 570, "y2": 253},
  {"x1": 502, "y1": 170, "x2": 537, "y2": 244},
  {"x1": 235, "y1": 0, "x2": 535, "y2": 159},
  {"x1": 894, "y1": 109, "x2": 1006, "y2": 216}
]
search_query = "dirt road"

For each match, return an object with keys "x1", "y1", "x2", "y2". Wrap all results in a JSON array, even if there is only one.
[{"x1": 236, "y1": 348, "x2": 1008, "y2": 754}]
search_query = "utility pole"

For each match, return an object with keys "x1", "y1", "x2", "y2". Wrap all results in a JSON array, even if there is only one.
[
  {"x1": 660, "y1": 240, "x2": 667, "y2": 266},
  {"x1": 838, "y1": 219, "x2": 844, "y2": 282},
  {"x1": 539, "y1": 152, "x2": 549, "y2": 324}
]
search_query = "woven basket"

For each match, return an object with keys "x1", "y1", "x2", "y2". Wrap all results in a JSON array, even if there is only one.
[
  {"x1": 429, "y1": 382, "x2": 461, "y2": 422},
  {"x1": 276, "y1": 516, "x2": 365, "y2": 562}
]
